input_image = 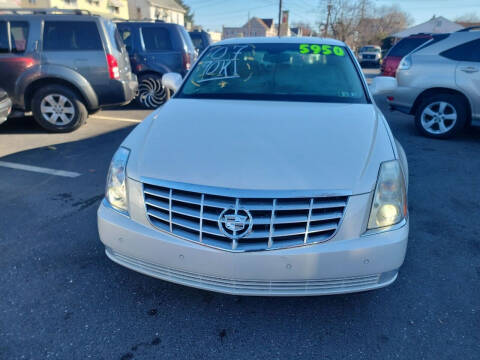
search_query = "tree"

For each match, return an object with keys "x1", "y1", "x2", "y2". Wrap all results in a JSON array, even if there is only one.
[
  {"x1": 175, "y1": 0, "x2": 194, "y2": 25},
  {"x1": 454, "y1": 13, "x2": 480, "y2": 23},
  {"x1": 319, "y1": 0, "x2": 412, "y2": 48}
]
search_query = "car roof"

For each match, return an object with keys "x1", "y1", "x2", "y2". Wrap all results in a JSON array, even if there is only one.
[{"x1": 216, "y1": 36, "x2": 345, "y2": 47}]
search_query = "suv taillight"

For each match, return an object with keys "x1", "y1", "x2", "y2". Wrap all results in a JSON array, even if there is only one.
[
  {"x1": 106, "y1": 54, "x2": 120, "y2": 79},
  {"x1": 183, "y1": 53, "x2": 191, "y2": 70}
]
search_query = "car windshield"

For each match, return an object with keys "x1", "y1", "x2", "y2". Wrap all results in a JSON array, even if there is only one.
[
  {"x1": 360, "y1": 46, "x2": 380, "y2": 52},
  {"x1": 177, "y1": 43, "x2": 368, "y2": 103}
]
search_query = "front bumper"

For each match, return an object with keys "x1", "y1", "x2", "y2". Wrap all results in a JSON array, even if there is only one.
[{"x1": 98, "y1": 188, "x2": 409, "y2": 296}]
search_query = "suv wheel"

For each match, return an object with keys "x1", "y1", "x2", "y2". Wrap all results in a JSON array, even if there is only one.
[
  {"x1": 137, "y1": 74, "x2": 170, "y2": 109},
  {"x1": 32, "y1": 85, "x2": 87, "y2": 133},
  {"x1": 415, "y1": 94, "x2": 467, "y2": 139}
]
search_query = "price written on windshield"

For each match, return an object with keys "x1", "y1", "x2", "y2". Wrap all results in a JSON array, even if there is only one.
[{"x1": 299, "y1": 44, "x2": 345, "y2": 56}]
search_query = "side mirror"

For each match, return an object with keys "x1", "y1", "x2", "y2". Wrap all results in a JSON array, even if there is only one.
[
  {"x1": 162, "y1": 72, "x2": 183, "y2": 93},
  {"x1": 369, "y1": 76, "x2": 397, "y2": 95}
]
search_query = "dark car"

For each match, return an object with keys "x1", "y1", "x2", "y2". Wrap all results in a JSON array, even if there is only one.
[
  {"x1": 0, "y1": 88, "x2": 12, "y2": 125},
  {"x1": 189, "y1": 29, "x2": 212, "y2": 54},
  {"x1": 381, "y1": 34, "x2": 433, "y2": 77},
  {"x1": 116, "y1": 21, "x2": 196, "y2": 108},
  {"x1": 0, "y1": 9, "x2": 137, "y2": 132}
]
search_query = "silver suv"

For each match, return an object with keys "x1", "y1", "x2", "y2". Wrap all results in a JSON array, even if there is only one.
[{"x1": 387, "y1": 28, "x2": 480, "y2": 139}]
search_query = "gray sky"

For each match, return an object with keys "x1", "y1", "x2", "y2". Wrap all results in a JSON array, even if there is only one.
[{"x1": 185, "y1": 0, "x2": 480, "y2": 32}]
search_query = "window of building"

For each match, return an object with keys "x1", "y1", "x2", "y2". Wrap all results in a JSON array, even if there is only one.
[
  {"x1": 43, "y1": 21, "x2": 102, "y2": 51},
  {"x1": 141, "y1": 27, "x2": 172, "y2": 51},
  {"x1": 109, "y1": 6, "x2": 120, "y2": 14}
]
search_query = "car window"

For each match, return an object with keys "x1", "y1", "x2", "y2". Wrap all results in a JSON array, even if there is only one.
[
  {"x1": 0, "y1": 21, "x2": 8, "y2": 53},
  {"x1": 179, "y1": 27, "x2": 195, "y2": 52},
  {"x1": 178, "y1": 43, "x2": 367, "y2": 104},
  {"x1": 105, "y1": 20, "x2": 123, "y2": 52},
  {"x1": 118, "y1": 27, "x2": 133, "y2": 52},
  {"x1": 412, "y1": 34, "x2": 450, "y2": 53},
  {"x1": 43, "y1": 21, "x2": 103, "y2": 51},
  {"x1": 141, "y1": 27, "x2": 172, "y2": 51},
  {"x1": 10, "y1": 21, "x2": 29, "y2": 53},
  {"x1": 361, "y1": 46, "x2": 380, "y2": 52},
  {"x1": 387, "y1": 37, "x2": 431, "y2": 57},
  {"x1": 189, "y1": 32, "x2": 204, "y2": 49},
  {"x1": 440, "y1": 39, "x2": 480, "y2": 62}
]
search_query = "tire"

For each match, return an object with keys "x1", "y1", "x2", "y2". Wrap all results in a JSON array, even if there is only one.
[
  {"x1": 137, "y1": 73, "x2": 170, "y2": 109},
  {"x1": 414, "y1": 94, "x2": 467, "y2": 139},
  {"x1": 32, "y1": 85, "x2": 87, "y2": 133}
]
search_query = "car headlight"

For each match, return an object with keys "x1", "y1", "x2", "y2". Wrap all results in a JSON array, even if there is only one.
[
  {"x1": 398, "y1": 55, "x2": 412, "y2": 70},
  {"x1": 367, "y1": 160, "x2": 407, "y2": 231},
  {"x1": 105, "y1": 146, "x2": 130, "y2": 214}
]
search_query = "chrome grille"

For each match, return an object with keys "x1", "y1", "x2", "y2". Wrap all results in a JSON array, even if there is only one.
[{"x1": 143, "y1": 181, "x2": 348, "y2": 252}]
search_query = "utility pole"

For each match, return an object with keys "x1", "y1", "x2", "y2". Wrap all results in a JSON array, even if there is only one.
[
  {"x1": 277, "y1": 0, "x2": 282, "y2": 36},
  {"x1": 324, "y1": 2, "x2": 332, "y2": 37}
]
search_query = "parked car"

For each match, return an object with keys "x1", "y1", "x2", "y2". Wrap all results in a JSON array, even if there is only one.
[
  {"x1": 189, "y1": 29, "x2": 212, "y2": 54},
  {"x1": 98, "y1": 37, "x2": 409, "y2": 296},
  {"x1": 0, "y1": 88, "x2": 12, "y2": 125},
  {"x1": 357, "y1": 45, "x2": 382, "y2": 67},
  {"x1": 381, "y1": 34, "x2": 433, "y2": 77},
  {"x1": 386, "y1": 28, "x2": 480, "y2": 139},
  {"x1": 0, "y1": 9, "x2": 137, "y2": 132},
  {"x1": 116, "y1": 21, "x2": 196, "y2": 109}
]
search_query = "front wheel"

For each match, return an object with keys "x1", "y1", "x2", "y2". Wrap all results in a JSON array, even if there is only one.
[
  {"x1": 414, "y1": 94, "x2": 467, "y2": 139},
  {"x1": 137, "y1": 74, "x2": 170, "y2": 109},
  {"x1": 32, "y1": 85, "x2": 87, "y2": 133}
]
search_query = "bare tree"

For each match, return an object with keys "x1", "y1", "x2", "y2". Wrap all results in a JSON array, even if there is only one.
[
  {"x1": 454, "y1": 13, "x2": 480, "y2": 23},
  {"x1": 319, "y1": 0, "x2": 412, "y2": 48}
]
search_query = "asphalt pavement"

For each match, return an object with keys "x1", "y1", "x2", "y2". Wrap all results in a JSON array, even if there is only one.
[{"x1": 1, "y1": 74, "x2": 479, "y2": 359}]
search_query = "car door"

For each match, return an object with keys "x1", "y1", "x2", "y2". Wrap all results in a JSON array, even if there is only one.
[{"x1": 441, "y1": 38, "x2": 480, "y2": 121}]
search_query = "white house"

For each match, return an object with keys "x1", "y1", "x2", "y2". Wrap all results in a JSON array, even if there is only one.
[
  {"x1": 128, "y1": 0, "x2": 185, "y2": 25},
  {"x1": 391, "y1": 16, "x2": 464, "y2": 38}
]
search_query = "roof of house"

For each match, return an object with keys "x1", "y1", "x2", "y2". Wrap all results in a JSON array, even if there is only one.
[
  {"x1": 391, "y1": 16, "x2": 464, "y2": 38},
  {"x1": 260, "y1": 18, "x2": 273, "y2": 28},
  {"x1": 149, "y1": 0, "x2": 186, "y2": 13}
]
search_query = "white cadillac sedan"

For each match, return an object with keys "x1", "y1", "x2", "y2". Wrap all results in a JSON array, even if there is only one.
[{"x1": 98, "y1": 37, "x2": 408, "y2": 296}]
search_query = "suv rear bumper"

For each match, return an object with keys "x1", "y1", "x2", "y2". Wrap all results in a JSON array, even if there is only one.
[{"x1": 100, "y1": 77, "x2": 138, "y2": 107}]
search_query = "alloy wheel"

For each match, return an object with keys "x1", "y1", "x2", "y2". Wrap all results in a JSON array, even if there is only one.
[
  {"x1": 420, "y1": 101, "x2": 457, "y2": 135},
  {"x1": 40, "y1": 94, "x2": 75, "y2": 126},
  {"x1": 138, "y1": 77, "x2": 168, "y2": 108}
]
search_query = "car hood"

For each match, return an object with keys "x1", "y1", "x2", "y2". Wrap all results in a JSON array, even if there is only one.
[{"x1": 125, "y1": 99, "x2": 395, "y2": 195}]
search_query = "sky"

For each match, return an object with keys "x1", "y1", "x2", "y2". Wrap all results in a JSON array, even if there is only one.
[{"x1": 184, "y1": 0, "x2": 480, "y2": 32}]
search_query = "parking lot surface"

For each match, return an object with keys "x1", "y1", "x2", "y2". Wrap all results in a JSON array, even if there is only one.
[{"x1": 1, "y1": 92, "x2": 479, "y2": 359}]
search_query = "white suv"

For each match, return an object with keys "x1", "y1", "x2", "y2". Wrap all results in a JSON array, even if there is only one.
[
  {"x1": 387, "y1": 28, "x2": 480, "y2": 139},
  {"x1": 98, "y1": 37, "x2": 409, "y2": 296}
]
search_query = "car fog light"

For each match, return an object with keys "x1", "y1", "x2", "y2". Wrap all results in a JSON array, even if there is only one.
[{"x1": 106, "y1": 146, "x2": 130, "y2": 214}]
